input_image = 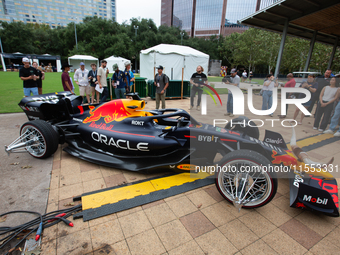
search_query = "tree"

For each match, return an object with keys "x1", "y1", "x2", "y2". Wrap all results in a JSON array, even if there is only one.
[{"x1": 0, "y1": 19, "x2": 338, "y2": 75}]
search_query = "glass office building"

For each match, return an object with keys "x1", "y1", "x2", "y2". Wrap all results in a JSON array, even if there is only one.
[
  {"x1": 173, "y1": 0, "x2": 193, "y2": 32},
  {"x1": 162, "y1": 0, "x2": 278, "y2": 37},
  {"x1": 225, "y1": 0, "x2": 257, "y2": 25},
  {"x1": 194, "y1": 0, "x2": 224, "y2": 36},
  {"x1": 0, "y1": 0, "x2": 116, "y2": 28}
]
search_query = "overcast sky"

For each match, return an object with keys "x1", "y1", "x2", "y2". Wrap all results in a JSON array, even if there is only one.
[{"x1": 116, "y1": 0, "x2": 161, "y2": 27}]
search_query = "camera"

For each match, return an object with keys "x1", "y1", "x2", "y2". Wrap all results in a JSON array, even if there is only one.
[{"x1": 222, "y1": 75, "x2": 231, "y2": 83}]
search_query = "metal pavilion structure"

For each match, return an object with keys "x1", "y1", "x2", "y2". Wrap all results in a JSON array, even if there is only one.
[{"x1": 238, "y1": 0, "x2": 340, "y2": 77}]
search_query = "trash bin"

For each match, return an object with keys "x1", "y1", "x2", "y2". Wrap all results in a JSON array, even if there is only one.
[
  {"x1": 148, "y1": 80, "x2": 190, "y2": 99},
  {"x1": 167, "y1": 80, "x2": 190, "y2": 98},
  {"x1": 147, "y1": 80, "x2": 154, "y2": 97},
  {"x1": 133, "y1": 77, "x2": 147, "y2": 98}
]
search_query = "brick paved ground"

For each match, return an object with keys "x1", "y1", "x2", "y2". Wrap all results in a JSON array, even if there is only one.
[{"x1": 41, "y1": 89, "x2": 340, "y2": 255}]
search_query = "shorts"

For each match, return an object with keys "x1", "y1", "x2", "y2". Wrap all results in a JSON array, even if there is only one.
[
  {"x1": 90, "y1": 83, "x2": 96, "y2": 88},
  {"x1": 79, "y1": 85, "x2": 91, "y2": 96},
  {"x1": 302, "y1": 100, "x2": 312, "y2": 107},
  {"x1": 24, "y1": 87, "x2": 38, "y2": 96}
]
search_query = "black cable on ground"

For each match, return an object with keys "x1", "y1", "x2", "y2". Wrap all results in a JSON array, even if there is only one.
[{"x1": 0, "y1": 204, "x2": 82, "y2": 254}]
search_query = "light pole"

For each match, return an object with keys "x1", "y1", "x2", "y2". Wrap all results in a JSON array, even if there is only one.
[
  {"x1": 180, "y1": 32, "x2": 184, "y2": 45},
  {"x1": 0, "y1": 37, "x2": 3, "y2": 53},
  {"x1": 71, "y1": 18, "x2": 78, "y2": 50},
  {"x1": 0, "y1": 24, "x2": 3, "y2": 53},
  {"x1": 74, "y1": 21, "x2": 78, "y2": 51},
  {"x1": 134, "y1": 25, "x2": 139, "y2": 72}
]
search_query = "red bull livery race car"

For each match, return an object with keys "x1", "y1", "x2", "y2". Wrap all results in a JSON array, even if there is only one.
[{"x1": 5, "y1": 92, "x2": 339, "y2": 216}]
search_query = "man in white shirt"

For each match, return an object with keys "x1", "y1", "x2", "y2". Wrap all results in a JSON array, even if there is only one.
[
  {"x1": 74, "y1": 62, "x2": 90, "y2": 104},
  {"x1": 242, "y1": 70, "x2": 247, "y2": 82},
  {"x1": 97, "y1": 60, "x2": 109, "y2": 104}
]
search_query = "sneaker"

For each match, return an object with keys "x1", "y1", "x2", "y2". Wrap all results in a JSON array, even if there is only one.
[
  {"x1": 318, "y1": 129, "x2": 324, "y2": 132},
  {"x1": 190, "y1": 106, "x2": 194, "y2": 110},
  {"x1": 269, "y1": 114, "x2": 273, "y2": 117},
  {"x1": 334, "y1": 131, "x2": 340, "y2": 137},
  {"x1": 278, "y1": 115, "x2": 286, "y2": 118},
  {"x1": 323, "y1": 129, "x2": 334, "y2": 134},
  {"x1": 224, "y1": 112, "x2": 230, "y2": 116},
  {"x1": 196, "y1": 106, "x2": 200, "y2": 110},
  {"x1": 229, "y1": 114, "x2": 234, "y2": 117},
  {"x1": 313, "y1": 127, "x2": 317, "y2": 130}
]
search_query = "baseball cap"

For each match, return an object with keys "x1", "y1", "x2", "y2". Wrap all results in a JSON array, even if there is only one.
[
  {"x1": 156, "y1": 65, "x2": 163, "y2": 70},
  {"x1": 124, "y1": 61, "x2": 132, "y2": 67},
  {"x1": 80, "y1": 62, "x2": 85, "y2": 66},
  {"x1": 230, "y1": 68, "x2": 237, "y2": 74},
  {"x1": 112, "y1": 64, "x2": 119, "y2": 71},
  {"x1": 22, "y1": 57, "x2": 29, "y2": 62}
]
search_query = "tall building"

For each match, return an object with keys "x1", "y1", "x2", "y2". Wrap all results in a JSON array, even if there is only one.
[
  {"x1": 0, "y1": 0, "x2": 116, "y2": 28},
  {"x1": 161, "y1": 0, "x2": 278, "y2": 37}
]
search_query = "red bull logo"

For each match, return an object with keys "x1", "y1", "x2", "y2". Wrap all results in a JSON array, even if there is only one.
[
  {"x1": 83, "y1": 100, "x2": 131, "y2": 124},
  {"x1": 271, "y1": 150, "x2": 297, "y2": 166}
]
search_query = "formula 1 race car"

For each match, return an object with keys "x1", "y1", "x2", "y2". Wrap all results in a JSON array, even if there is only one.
[{"x1": 5, "y1": 92, "x2": 339, "y2": 216}]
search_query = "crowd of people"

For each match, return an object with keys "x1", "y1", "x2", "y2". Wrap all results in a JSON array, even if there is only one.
[
  {"x1": 257, "y1": 70, "x2": 340, "y2": 136},
  {"x1": 18, "y1": 56, "x2": 340, "y2": 136},
  {"x1": 189, "y1": 66, "x2": 340, "y2": 137},
  {"x1": 60, "y1": 60, "x2": 135, "y2": 104}
]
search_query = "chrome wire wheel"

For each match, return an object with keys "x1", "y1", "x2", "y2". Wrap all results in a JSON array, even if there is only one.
[
  {"x1": 215, "y1": 150, "x2": 277, "y2": 209},
  {"x1": 217, "y1": 159, "x2": 273, "y2": 208},
  {"x1": 19, "y1": 120, "x2": 59, "y2": 159},
  {"x1": 21, "y1": 125, "x2": 47, "y2": 157}
]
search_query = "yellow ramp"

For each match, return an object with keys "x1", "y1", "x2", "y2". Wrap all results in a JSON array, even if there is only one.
[{"x1": 82, "y1": 172, "x2": 211, "y2": 210}]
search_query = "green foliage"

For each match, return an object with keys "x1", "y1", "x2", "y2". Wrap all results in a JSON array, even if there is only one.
[
  {"x1": 0, "y1": 20, "x2": 338, "y2": 74},
  {"x1": 218, "y1": 28, "x2": 338, "y2": 74}
]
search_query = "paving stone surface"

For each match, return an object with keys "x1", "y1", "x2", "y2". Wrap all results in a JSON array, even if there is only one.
[{"x1": 7, "y1": 94, "x2": 338, "y2": 254}]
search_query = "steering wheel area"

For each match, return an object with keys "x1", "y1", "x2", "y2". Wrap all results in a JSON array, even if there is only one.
[{"x1": 148, "y1": 108, "x2": 197, "y2": 127}]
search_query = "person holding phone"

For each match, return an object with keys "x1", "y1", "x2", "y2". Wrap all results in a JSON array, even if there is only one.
[{"x1": 262, "y1": 74, "x2": 278, "y2": 117}]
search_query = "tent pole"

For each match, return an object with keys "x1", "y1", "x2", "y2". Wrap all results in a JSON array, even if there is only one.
[
  {"x1": 109, "y1": 77, "x2": 112, "y2": 100},
  {"x1": 181, "y1": 67, "x2": 184, "y2": 99},
  {"x1": 181, "y1": 67, "x2": 184, "y2": 100}
]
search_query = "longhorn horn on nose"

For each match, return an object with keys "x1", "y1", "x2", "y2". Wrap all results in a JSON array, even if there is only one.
[{"x1": 290, "y1": 125, "x2": 334, "y2": 169}]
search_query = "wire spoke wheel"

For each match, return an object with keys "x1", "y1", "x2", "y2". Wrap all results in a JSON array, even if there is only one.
[
  {"x1": 215, "y1": 150, "x2": 277, "y2": 209},
  {"x1": 20, "y1": 120, "x2": 59, "y2": 159},
  {"x1": 21, "y1": 126, "x2": 47, "y2": 157}
]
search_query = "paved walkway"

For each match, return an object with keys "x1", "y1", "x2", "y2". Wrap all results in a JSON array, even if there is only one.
[
  {"x1": 16, "y1": 95, "x2": 340, "y2": 254},
  {"x1": 0, "y1": 113, "x2": 52, "y2": 226}
]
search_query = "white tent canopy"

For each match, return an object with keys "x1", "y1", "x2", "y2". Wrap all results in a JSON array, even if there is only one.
[
  {"x1": 68, "y1": 55, "x2": 99, "y2": 72},
  {"x1": 140, "y1": 44, "x2": 209, "y2": 81},
  {"x1": 104, "y1": 56, "x2": 130, "y2": 73}
]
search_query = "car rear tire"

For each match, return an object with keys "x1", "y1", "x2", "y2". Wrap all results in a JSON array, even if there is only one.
[
  {"x1": 20, "y1": 120, "x2": 59, "y2": 159},
  {"x1": 225, "y1": 116, "x2": 260, "y2": 139},
  {"x1": 215, "y1": 149, "x2": 277, "y2": 208}
]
